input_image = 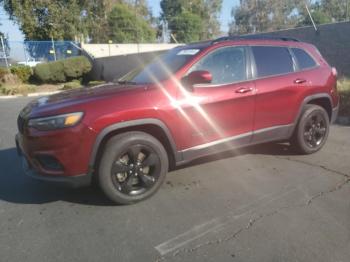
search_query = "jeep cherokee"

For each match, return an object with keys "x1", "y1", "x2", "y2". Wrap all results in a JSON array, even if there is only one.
[{"x1": 16, "y1": 36, "x2": 339, "y2": 204}]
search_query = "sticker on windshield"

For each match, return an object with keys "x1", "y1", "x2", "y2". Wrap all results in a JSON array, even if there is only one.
[{"x1": 177, "y1": 49, "x2": 200, "y2": 56}]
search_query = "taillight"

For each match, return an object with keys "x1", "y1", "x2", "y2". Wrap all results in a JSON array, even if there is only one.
[{"x1": 331, "y1": 67, "x2": 337, "y2": 77}]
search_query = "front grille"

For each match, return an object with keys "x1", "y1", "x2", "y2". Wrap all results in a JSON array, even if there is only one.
[{"x1": 17, "y1": 115, "x2": 25, "y2": 134}]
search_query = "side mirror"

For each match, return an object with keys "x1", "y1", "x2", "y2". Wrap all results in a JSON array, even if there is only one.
[{"x1": 182, "y1": 70, "x2": 212, "y2": 91}]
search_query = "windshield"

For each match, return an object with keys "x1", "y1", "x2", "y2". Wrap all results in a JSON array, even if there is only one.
[{"x1": 120, "y1": 47, "x2": 202, "y2": 84}]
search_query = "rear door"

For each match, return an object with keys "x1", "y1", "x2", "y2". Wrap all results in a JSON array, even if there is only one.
[{"x1": 251, "y1": 45, "x2": 303, "y2": 140}]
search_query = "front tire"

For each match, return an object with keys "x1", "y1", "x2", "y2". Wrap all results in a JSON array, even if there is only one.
[
  {"x1": 291, "y1": 104, "x2": 329, "y2": 154},
  {"x1": 98, "y1": 131, "x2": 168, "y2": 205}
]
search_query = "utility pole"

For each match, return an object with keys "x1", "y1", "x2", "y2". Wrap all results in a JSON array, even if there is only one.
[
  {"x1": 305, "y1": 4, "x2": 318, "y2": 32},
  {"x1": 49, "y1": 23, "x2": 57, "y2": 61},
  {"x1": 51, "y1": 36, "x2": 57, "y2": 61},
  {"x1": 134, "y1": 0, "x2": 140, "y2": 53},
  {"x1": 0, "y1": 35, "x2": 9, "y2": 71}
]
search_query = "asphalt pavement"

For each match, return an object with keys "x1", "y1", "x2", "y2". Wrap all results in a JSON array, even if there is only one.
[{"x1": 0, "y1": 97, "x2": 349, "y2": 262}]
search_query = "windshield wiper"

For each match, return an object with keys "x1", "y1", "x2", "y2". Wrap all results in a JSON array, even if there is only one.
[{"x1": 116, "y1": 80, "x2": 138, "y2": 85}]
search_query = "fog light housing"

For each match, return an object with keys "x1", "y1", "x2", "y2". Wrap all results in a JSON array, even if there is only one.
[{"x1": 36, "y1": 155, "x2": 64, "y2": 171}]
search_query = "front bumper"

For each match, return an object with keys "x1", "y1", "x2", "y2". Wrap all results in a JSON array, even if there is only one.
[{"x1": 16, "y1": 134, "x2": 92, "y2": 188}]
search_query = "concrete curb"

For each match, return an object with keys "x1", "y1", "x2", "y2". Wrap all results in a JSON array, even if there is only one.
[
  {"x1": 336, "y1": 116, "x2": 350, "y2": 126},
  {"x1": 0, "y1": 91, "x2": 62, "y2": 99}
]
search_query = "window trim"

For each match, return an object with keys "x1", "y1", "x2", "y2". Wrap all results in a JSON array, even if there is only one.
[
  {"x1": 290, "y1": 47, "x2": 320, "y2": 72},
  {"x1": 184, "y1": 45, "x2": 252, "y2": 89}
]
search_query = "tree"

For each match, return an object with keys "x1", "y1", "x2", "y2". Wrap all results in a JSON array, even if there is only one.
[
  {"x1": 160, "y1": 0, "x2": 222, "y2": 43},
  {"x1": 1, "y1": 0, "x2": 155, "y2": 43},
  {"x1": 321, "y1": 0, "x2": 350, "y2": 22},
  {"x1": 229, "y1": 0, "x2": 306, "y2": 35},
  {"x1": 1, "y1": 0, "x2": 83, "y2": 40},
  {"x1": 171, "y1": 12, "x2": 202, "y2": 43},
  {"x1": 229, "y1": 0, "x2": 270, "y2": 35},
  {"x1": 108, "y1": 4, "x2": 156, "y2": 43},
  {"x1": 298, "y1": 3, "x2": 332, "y2": 26}
]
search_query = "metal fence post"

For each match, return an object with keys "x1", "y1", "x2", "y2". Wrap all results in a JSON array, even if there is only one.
[
  {"x1": 51, "y1": 36, "x2": 57, "y2": 61},
  {"x1": 1, "y1": 35, "x2": 10, "y2": 70}
]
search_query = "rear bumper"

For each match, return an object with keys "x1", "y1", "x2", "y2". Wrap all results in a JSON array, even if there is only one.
[
  {"x1": 16, "y1": 134, "x2": 92, "y2": 188},
  {"x1": 331, "y1": 104, "x2": 339, "y2": 124}
]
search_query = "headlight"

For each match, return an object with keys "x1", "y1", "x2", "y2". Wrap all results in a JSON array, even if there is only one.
[{"x1": 28, "y1": 112, "x2": 84, "y2": 131}]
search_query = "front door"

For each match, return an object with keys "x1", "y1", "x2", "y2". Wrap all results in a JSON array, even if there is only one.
[{"x1": 177, "y1": 46, "x2": 256, "y2": 160}]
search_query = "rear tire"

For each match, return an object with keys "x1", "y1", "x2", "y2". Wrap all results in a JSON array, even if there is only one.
[
  {"x1": 291, "y1": 104, "x2": 329, "y2": 154},
  {"x1": 98, "y1": 131, "x2": 168, "y2": 205}
]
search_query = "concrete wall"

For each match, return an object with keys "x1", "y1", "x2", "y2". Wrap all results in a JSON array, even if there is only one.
[
  {"x1": 86, "y1": 21, "x2": 350, "y2": 81},
  {"x1": 251, "y1": 21, "x2": 350, "y2": 77},
  {"x1": 81, "y1": 43, "x2": 181, "y2": 58},
  {"x1": 86, "y1": 50, "x2": 166, "y2": 82}
]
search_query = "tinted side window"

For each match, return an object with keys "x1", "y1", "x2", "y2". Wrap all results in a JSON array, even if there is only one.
[
  {"x1": 292, "y1": 48, "x2": 317, "y2": 70},
  {"x1": 252, "y1": 46, "x2": 294, "y2": 77},
  {"x1": 189, "y1": 46, "x2": 247, "y2": 85}
]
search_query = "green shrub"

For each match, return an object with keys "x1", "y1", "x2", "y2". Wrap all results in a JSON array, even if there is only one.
[
  {"x1": 338, "y1": 78, "x2": 350, "y2": 117},
  {"x1": 34, "y1": 61, "x2": 66, "y2": 83},
  {"x1": 10, "y1": 65, "x2": 32, "y2": 83},
  {"x1": 33, "y1": 56, "x2": 92, "y2": 84},
  {"x1": 87, "y1": 80, "x2": 106, "y2": 87},
  {"x1": 63, "y1": 56, "x2": 92, "y2": 79},
  {"x1": 0, "y1": 67, "x2": 9, "y2": 78},
  {"x1": 0, "y1": 84, "x2": 36, "y2": 96},
  {"x1": 62, "y1": 79, "x2": 82, "y2": 90}
]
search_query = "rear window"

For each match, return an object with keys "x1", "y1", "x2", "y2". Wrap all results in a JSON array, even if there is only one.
[
  {"x1": 252, "y1": 46, "x2": 294, "y2": 78},
  {"x1": 292, "y1": 48, "x2": 317, "y2": 70}
]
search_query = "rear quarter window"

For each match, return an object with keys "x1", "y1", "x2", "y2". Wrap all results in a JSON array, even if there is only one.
[
  {"x1": 252, "y1": 46, "x2": 294, "y2": 78},
  {"x1": 292, "y1": 48, "x2": 317, "y2": 70}
]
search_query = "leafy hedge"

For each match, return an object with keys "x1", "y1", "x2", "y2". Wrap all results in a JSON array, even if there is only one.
[
  {"x1": 10, "y1": 66, "x2": 32, "y2": 83},
  {"x1": 63, "y1": 56, "x2": 92, "y2": 79},
  {"x1": 62, "y1": 80, "x2": 82, "y2": 90},
  {"x1": 34, "y1": 56, "x2": 92, "y2": 83}
]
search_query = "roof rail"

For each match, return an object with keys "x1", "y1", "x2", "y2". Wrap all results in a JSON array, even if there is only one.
[{"x1": 212, "y1": 35, "x2": 300, "y2": 44}]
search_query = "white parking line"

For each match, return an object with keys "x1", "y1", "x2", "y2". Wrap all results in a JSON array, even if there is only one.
[
  {"x1": 155, "y1": 219, "x2": 224, "y2": 256},
  {"x1": 154, "y1": 186, "x2": 300, "y2": 256},
  {"x1": 0, "y1": 91, "x2": 61, "y2": 99}
]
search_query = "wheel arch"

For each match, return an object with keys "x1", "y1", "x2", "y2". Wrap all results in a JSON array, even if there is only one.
[
  {"x1": 306, "y1": 97, "x2": 332, "y2": 121},
  {"x1": 290, "y1": 93, "x2": 333, "y2": 137},
  {"x1": 89, "y1": 119, "x2": 180, "y2": 173}
]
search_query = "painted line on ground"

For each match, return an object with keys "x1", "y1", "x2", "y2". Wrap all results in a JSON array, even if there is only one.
[
  {"x1": 154, "y1": 186, "x2": 300, "y2": 256},
  {"x1": 0, "y1": 91, "x2": 61, "y2": 99},
  {"x1": 155, "y1": 219, "x2": 224, "y2": 256}
]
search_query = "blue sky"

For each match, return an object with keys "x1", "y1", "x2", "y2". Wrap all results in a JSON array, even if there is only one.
[{"x1": 0, "y1": 0, "x2": 239, "y2": 41}]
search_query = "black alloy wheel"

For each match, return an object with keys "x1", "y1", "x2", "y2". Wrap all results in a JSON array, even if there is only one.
[
  {"x1": 291, "y1": 104, "x2": 330, "y2": 154},
  {"x1": 303, "y1": 112, "x2": 327, "y2": 148},
  {"x1": 98, "y1": 131, "x2": 168, "y2": 205},
  {"x1": 110, "y1": 144, "x2": 160, "y2": 196}
]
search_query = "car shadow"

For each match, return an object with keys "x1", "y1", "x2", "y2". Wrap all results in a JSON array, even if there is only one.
[
  {"x1": 0, "y1": 143, "x2": 297, "y2": 206},
  {"x1": 0, "y1": 148, "x2": 114, "y2": 206}
]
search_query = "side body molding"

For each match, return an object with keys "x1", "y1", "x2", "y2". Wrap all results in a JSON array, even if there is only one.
[{"x1": 89, "y1": 118, "x2": 181, "y2": 168}]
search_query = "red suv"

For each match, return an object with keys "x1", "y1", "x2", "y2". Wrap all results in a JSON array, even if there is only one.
[{"x1": 16, "y1": 36, "x2": 339, "y2": 204}]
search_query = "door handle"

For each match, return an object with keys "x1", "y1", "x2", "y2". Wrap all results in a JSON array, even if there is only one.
[
  {"x1": 235, "y1": 87, "x2": 253, "y2": 94},
  {"x1": 294, "y1": 79, "x2": 307, "y2": 84}
]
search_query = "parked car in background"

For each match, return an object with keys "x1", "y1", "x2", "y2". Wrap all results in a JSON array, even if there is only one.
[
  {"x1": 17, "y1": 58, "x2": 42, "y2": 67},
  {"x1": 16, "y1": 36, "x2": 339, "y2": 204}
]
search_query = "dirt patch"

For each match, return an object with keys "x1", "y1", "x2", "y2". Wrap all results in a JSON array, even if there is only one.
[{"x1": 35, "y1": 84, "x2": 64, "y2": 93}]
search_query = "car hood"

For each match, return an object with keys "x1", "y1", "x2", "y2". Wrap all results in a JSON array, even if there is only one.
[{"x1": 22, "y1": 83, "x2": 149, "y2": 118}]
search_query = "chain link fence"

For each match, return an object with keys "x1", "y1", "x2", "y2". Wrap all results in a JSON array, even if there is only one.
[{"x1": 0, "y1": 40, "x2": 82, "y2": 68}]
